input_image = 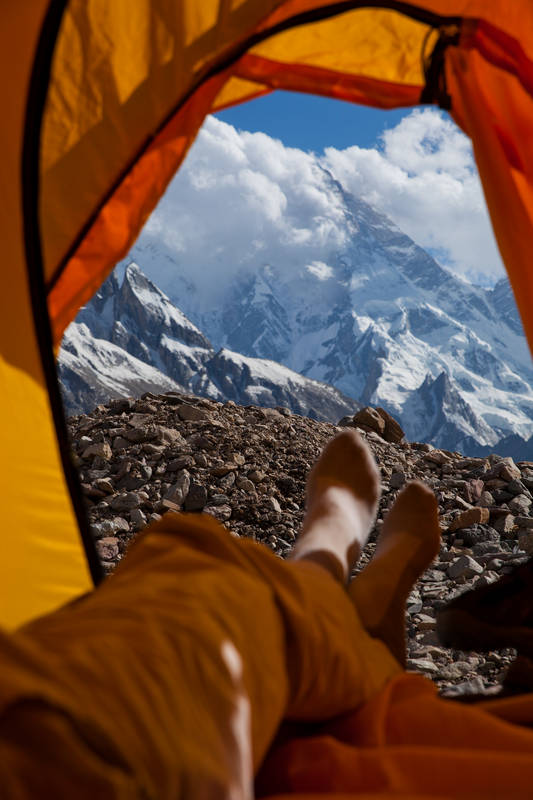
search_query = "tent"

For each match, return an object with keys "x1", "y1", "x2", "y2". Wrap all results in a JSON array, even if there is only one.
[{"x1": 1, "y1": 1, "x2": 533, "y2": 631}]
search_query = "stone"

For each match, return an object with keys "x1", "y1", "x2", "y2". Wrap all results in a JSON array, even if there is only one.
[
  {"x1": 424, "y1": 450, "x2": 451, "y2": 465},
  {"x1": 476, "y1": 490, "x2": 494, "y2": 507},
  {"x1": 390, "y1": 471, "x2": 406, "y2": 489},
  {"x1": 442, "y1": 677, "x2": 486, "y2": 697},
  {"x1": 96, "y1": 537, "x2": 119, "y2": 561},
  {"x1": 219, "y1": 472, "x2": 236, "y2": 490},
  {"x1": 156, "y1": 426, "x2": 186, "y2": 445},
  {"x1": 518, "y1": 533, "x2": 533, "y2": 554},
  {"x1": 208, "y1": 493, "x2": 230, "y2": 506},
  {"x1": 248, "y1": 469, "x2": 266, "y2": 484},
  {"x1": 167, "y1": 455, "x2": 194, "y2": 471},
  {"x1": 123, "y1": 425, "x2": 157, "y2": 443},
  {"x1": 236, "y1": 477, "x2": 255, "y2": 493},
  {"x1": 82, "y1": 442, "x2": 112, "y2": 460},
  {"x1": 415, "y1": 614, "x2": 436, "y2": 631},
  {"x1": 448, "y1": 507, "x2": 490, "y2": 532},
  {"x1": 112, "y1": 517, "x2": 130, "y2": 532},
  {"x1": 184, "y1": 483, "x2": 207, "y2": 511},
  {"x1": 464, "y1": 479, "x2": 484, "y2": 504},
  {"x1": 407, "y1": 658, "x2": 439, "y2": 674},
  {"x1": 164, "y1": 470, "x2": 191, "y2": 507},
  {"x1": 110, "y1": 492, "x2": 142, "y2": 511},
  {"x1": 130, "y1": 508, "x2": 147, "y2": 531},
  {"x1": 515, "y1": 516, "x2": 533, "y2": 529},
  {"x1": 447, "y1": 555, "x2": 484, "y2": 580},
  {"x1": 352, "y1": 407, "x2": 386, "y2": 436},
  {"x1": 204, "y1": 504, "x2": 232, "y2": 522},
  {"x1": 487, "y1": 458, "x2": 521, "y2": 482},
  {"x1": 93, "y1": 478, "x2": 114, "y2": 494},
  {"x1": 266, "y1": 496, "x2": 282, "y2": 513},
  {"x1": 177, "y1": 403, "x2": 210, "y2": 422},
  {"x1": 210, "y1": 464, "x2": 238, "y2": 477},
  {"x1": 491, "y1": 512, "x2": 515, "y2": 534},
  {"x1": 508, "y1": 494, "x2": 532, "y2": 515},
  {"x1": 506, "y1": 479, "x2": 529, "y2": 496},
  {"x1": 375, "y1": 407, "x2": 405, "y2": 443}
]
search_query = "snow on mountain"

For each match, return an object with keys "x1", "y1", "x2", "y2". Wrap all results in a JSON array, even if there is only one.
[
  {"x1": 59, "y1": 322, "x2": 185, "y2": 415},
  {"x1": 191, "y1": 347, "x2": 357, "y2": 421},
  {"x1": 59, "y1": 264, "x2": 358, "y2": 422},
  {"x1": 117, "y1": 171, "x2": 533, "y2": 455}
]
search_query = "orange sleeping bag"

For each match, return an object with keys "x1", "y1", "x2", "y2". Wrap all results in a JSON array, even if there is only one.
[{"x1": 2, "y1": 512, "x2": 533, "y2": 798}]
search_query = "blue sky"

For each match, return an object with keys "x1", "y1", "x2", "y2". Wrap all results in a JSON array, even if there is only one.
[{"x1": 216, "y1": 90, "x2": 411, "y2": 152}]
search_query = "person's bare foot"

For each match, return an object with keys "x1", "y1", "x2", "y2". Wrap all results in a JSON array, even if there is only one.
[
  {"x1": 349, "y1": 481, "x2": 441, "y2": 666},
  {"x1": 290, "y1": 429, "x2": 381, "y2": 583}
]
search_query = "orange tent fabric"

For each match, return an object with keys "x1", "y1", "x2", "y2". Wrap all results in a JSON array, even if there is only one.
[{"x1": 4, "y1": 0, "x2": 533, "y2": 630}]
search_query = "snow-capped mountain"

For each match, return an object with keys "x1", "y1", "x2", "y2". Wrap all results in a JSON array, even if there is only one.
[
  {"x1": 114, "y1": 173, "x2": 533, "y2": 455},
  {"x1": 59, "y1": 264, "x2": 359, "y2": 423}
]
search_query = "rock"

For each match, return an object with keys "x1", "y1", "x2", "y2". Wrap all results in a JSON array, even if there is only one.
[
  {"x1": 208, "y1": 493, "x2": 230, "y2": 506},
  {"x1": 184, "y1": 483, "x2": 207, "y2": 511},
  {"x1": 518, "y1": 533, "x2": 533, "y2": 554},
  {"x1": 168, "y1": 455, "x2": 194, "y2": 471},
  {"x1": 156, "y1": 426, "x2": 186, "y2": 445},
  {"x1": 248, "y1": 469, "x2": 266, "y2": 484},
  {"x1": 219, "y1": 472, "x2": 236, "y2": 490},
  {"x1": 448, "y1": 507, "x2": 490, "y2": 532},
  {"x1": 236, "y1": 477, "x2": 255, "y2": 493},
  {"x1": 164, "y1": 470, "x2": 191, "y2": 507},
  {"x1": 515, "y1": 516, "x2": 533, "y2": 529},
  {"x1": 390, "y1": 471, "x2": 406, "y2": 489},
  {"x1": 123, "y1": 425, "x2": 157, "y2": 443},
  {"x1": 204, "y1": 504, "x2": 232, "y2": 522},
  {"x1": 506, "y1": 479, "x2": 529, "y2": 496},
  {"x1": 177, "y1": 403, "x2": 210, "y2": 421},
  {"x1": 508, "y1": 494, "x2": 532, "y2": 515},
  {"x1": 210, "y1": 464, "x2": 238, "y2": 476},
  {"x1": 110, "y1": 492, "x2": 143, "y2": 511},
  {"x1": 352, "y1": 407, "x2": 386, "y2": 437},
  {"x1": 491, "y1": 513, "x2": 515, "y2": 534},
  {"x1": 130, "y1": 508, "x2": 147, "y2": 531},
  {"x1": 442, "y1": 677, "x2": 487, "y2": 697},
  {"x1": 407, "y1": 658, "x2": 439, "y2": 674},
  {"x1": 424, "y1": 449, "x2": 451, "y2": 465},
  {"x1": 82, "y1": 442, "x2": 112, "y2": 460},
  {"x1": 460, "y1": 525, "x2": 499, "y2": 548},
  {"x1": 476, "y1": 490, "x2": 494, "y2": 507},
  {"x1": 464, "y1": 479, "x2": 484, "y2": 504},
  {"x1": 93, "y1": 477, "x2": 114, "y2": 494},
  {"x1": 375, "y1": 407, "x2": 405, "y2": 443},
  {"x1": 96, "y1": 537, "x2": 119, "y2": 560},
  {"x1": 447, "y1": 555, "x2": 484, "y2": 579},
  {"x1": 266, "y1": 497, "x2": 282, "y2": 513},
  {"x1": 487, "y1": 458, "x2": 521, "y2": 482},
  {"x1": 415, "y1": 614, "x2": 436, "y2": 631}
]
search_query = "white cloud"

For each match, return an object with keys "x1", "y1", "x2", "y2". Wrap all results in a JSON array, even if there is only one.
[
  {"x1": 323, "y1": 109, "x2": 503, "y2": 285},
  {"x1": 136, "y1": 110, "x2": 504, "y2": 305}
]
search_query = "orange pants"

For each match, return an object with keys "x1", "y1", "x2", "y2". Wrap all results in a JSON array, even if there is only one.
[
  {"x1": 0, "y1": 513, "x2": 399, "y2": 798},
  {"x1": 2, "y1": 513, "x2": 533, "y2": 799}
]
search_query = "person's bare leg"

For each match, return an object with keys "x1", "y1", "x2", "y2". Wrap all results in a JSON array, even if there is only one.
[
  {"x1": 349, "y1": 482, "x2": 441, "y2": 666},
  {"x1": 290, "y1": 429, "x2": 380, "y2": 583}
]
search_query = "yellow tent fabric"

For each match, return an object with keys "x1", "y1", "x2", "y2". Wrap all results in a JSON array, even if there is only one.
[{"x1": 2, "y1": 0, "x2": 533, "y2": 642}]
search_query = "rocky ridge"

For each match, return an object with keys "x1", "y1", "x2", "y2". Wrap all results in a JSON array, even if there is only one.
[{"x1": 68, "y1": 392, "x2": 533, "y2": 697}]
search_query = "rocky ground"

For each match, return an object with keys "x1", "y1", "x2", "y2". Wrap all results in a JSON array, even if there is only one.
[{"x1": 68, "y1": 392, "x2": 533, "y2": 698}]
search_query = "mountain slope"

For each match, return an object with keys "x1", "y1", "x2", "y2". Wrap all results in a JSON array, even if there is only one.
[
  {"x1": 60, "y1": 265, "x2": 359, "y2": 422},
  {"x1": 118, "y1": 172, "x2": 533, "y2": 454}
]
